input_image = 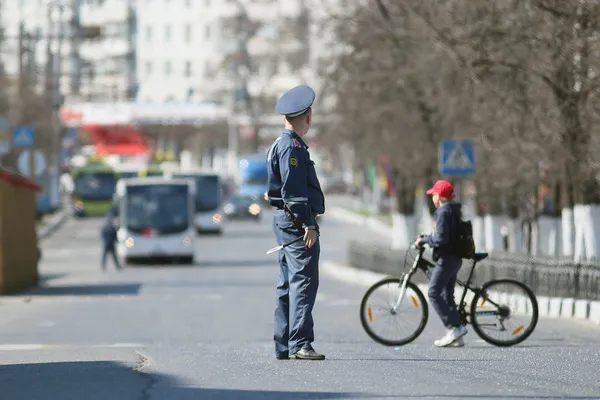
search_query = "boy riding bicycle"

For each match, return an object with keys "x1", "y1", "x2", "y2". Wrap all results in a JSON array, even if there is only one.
[{"x1": 415, "y1": 180, "x2": 468, "y2": 347}]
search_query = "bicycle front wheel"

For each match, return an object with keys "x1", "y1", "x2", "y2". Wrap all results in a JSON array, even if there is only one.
[
  {"x1": 360, "y1": 277, "x2": 428, "y2": 346},
  {"x1": 470, "y1": 279, "x2": 539, "y2": 347}
]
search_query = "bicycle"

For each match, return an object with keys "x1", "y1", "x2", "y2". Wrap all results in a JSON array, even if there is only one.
[{"x1": 360, "y1": 239, "x2": 539, "y2": 347}]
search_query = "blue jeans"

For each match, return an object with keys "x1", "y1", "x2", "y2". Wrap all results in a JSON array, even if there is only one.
[
  {"x1": 272, "y1": 210, "x2": 320, "y2": 356},
  {"x1": 428, "y1": 256, "x2": 462, "y2": 329}
]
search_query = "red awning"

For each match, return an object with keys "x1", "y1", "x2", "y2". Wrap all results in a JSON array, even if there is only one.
[
  {"x1": 95, "y1": 143, "x2": 149, "y2": 155},
  {"x1": 81, "y1": 124, "x2": 149, "y2": 155}
]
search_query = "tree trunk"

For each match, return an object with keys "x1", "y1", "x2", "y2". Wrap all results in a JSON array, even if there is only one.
[
  {"x1": 506, "y1": 188, "x2": 522, "y2": 253},
  {"x1": 390, "y1": 168, "x2": 417, "y2": 249}
]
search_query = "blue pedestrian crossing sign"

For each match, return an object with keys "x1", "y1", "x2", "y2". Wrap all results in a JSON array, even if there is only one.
[
  {"x1": 13, "y1": 126, "x2": 34, "y2": 148},
  {"x1": 439, "y1": 139, "x2": 475, "y2": 176}
]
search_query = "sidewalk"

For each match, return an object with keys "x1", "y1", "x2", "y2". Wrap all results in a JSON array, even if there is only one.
[{"x1": 37, "y1": 209, "x2": 70, "y2": 241}]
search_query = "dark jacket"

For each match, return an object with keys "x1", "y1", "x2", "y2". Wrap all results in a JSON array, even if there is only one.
[
  {"x1": 423, "y1": 201, "x2": 462, "y2": 263},
  {"x1": 101, "y1": 217, "x2": 118, "y2": 248},
  {"x1": 266, "y1": 129, "x2": 325, "y2": 228}
]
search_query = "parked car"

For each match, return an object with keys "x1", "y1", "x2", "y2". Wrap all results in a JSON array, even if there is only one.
[{"x1": 221, "y1": 194, "x2": 262, "y2": 221}]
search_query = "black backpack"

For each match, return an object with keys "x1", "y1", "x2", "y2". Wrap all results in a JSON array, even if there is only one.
[{"x1": 450, "y1": 210, "x2": 476, "y2": 259}]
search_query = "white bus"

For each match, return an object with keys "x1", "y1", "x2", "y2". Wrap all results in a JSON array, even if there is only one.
[
  {"x1": 171, "y1": 172, "x2": 223, "y2": 235},
  {"x1": 114, "y1": 177, "x2": 196, "y2": 264}
]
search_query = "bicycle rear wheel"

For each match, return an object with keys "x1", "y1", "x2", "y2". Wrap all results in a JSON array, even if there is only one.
[
  {"x1": 360, "y1": 277, "x2": 428, "y2": 346},
  {"x1": 470, "y1": 279, "x2": 538, "y2": 347}
]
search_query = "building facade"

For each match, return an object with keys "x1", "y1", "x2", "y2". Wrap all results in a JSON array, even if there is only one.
[
  {"x1": 78, "y1": 0, "x2": 138, "y2": 102},
  {"x1": 135, "y1": 0, "x2": 318, "y2": 121},
  {"x1": 0, "y1": 0, "x2": 137, "y2": 104}
]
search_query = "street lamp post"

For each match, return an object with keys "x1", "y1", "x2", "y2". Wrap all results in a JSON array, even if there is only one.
[{"x1": 47, "y1": 0, "x2": 65, "y2": 212}]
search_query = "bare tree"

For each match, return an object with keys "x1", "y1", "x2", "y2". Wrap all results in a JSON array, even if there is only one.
[{"x1": 322, "y1": 0, "x2": 600, "y2": 224}]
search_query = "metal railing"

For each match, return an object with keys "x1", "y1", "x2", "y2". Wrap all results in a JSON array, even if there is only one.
[{"x1": 348, "y1": 241, "x2": 600, "y2": 301}]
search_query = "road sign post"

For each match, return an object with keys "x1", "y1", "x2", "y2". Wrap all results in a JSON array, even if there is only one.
[
  {"x1": 438, "y1": 139, "x2": 476, "y2": 202},
  {"x1": 0, "y1": 117, "x2": 10, "y2": 158},
  {"x1": 12, "y1": 126, "x2": 35, "y2": 180}
]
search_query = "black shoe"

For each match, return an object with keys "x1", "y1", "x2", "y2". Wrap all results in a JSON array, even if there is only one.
[
  {"x1": 275, "y1": 353, "x2": 288, "y2": 360},
  {"x1": 289, "y1": 348, "x2": 325, "y2": 360}
]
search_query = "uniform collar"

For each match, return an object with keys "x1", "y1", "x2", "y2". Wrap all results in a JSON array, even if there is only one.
[{"x1": 282, "y1": 129, "x2": 309, "y2": 148}]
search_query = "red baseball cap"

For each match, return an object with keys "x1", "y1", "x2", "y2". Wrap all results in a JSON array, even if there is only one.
[{"x1": 426, "y1": 180, "x2": 455, "y2": 199}]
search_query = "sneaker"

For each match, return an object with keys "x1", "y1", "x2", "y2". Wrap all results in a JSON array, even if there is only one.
[
  {"x1": 275, "y1": 352, "x2": 289, "y2": 360},
  {"x1": 433, "y1": 325, "x2": 467, "y2": 347},
  {"x1": 289, "y1": 347, "x2": 325, "y2": 360},
  {"x1": 448, "y1": 338, "x2": 465, "y2": 347}
]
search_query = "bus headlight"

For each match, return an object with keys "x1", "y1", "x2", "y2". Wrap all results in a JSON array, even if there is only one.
[
  {"x1": 212, "y1": 214, "x2": 222, "y2": 224},
  {"x1": 264, "y1": 192, "x2": 268, "y2": 201},
  {"x1": 125, "y1": 237, "x2": 135, "y2": 248},
  {"x1": 249, "y1": 203, "x2": 261, "y2": 215},
  {"x1": 183, "y1": 236, "x2": 191, "y2": 246}
]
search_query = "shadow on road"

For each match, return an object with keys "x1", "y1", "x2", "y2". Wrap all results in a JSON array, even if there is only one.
[
  {"x1": 195, "y1": 259, "x2": 275, "y2": 268},
  {"x1": 38, "y1": 273, "x2": 69, "y2": 283},
  {"x1": 386, "y1": 396, "x2": 598, "y2": 399},
  {"x1": 1, "y1": 361, "x2": 596, "y2": 399},
  {"x1": 0, "y1": 360, "x2": 374, "y2": 400},
  {"x1": 219, "y1": 230, "x2": 274, "y2": 239},
  {"x1": 126, "y1": 259, "x2": 274, "y2": 269},
  {"x1": 9, "y1": 283, "x2": 142, "y2": 297}
]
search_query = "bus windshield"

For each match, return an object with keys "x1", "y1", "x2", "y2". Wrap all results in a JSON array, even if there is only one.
[
  {"x1": 125, "y1": 184, "x2": 190, "y2": 234},
  {"x1": 175, "y1": 174, "x2": 220, "y2": 212},
  {"x1": 75, "y1": 172, "x2": 117, "y2": 200}
]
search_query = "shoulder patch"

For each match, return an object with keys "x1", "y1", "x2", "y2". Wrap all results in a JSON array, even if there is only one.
[{"x1": 289, "y1": 156, "x2": 298, "y2": 167}]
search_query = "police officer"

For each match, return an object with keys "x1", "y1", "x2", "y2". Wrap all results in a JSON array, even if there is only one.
[
  {"x1": 101, "y1": 213, "x2": 122, "y2": 271},
  {"x1": 267, "y1": 85, "x2": 326, "y2": 361}
]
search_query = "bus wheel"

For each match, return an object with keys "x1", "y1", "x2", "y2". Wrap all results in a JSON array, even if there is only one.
[{"x1": 181, "y1": 256, "x2": 194, "y2": 265}]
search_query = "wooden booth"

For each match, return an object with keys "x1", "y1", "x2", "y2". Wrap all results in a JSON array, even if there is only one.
[{"x1": 0, "y1": 168, "x2": 41, "y2": 294}]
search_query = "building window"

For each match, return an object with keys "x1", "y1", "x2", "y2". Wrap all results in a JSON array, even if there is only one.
[
  {"x1": 165, "y1": 61, "x2": 171, "y2": 75},
  {"x1": 165, "y1": 25, "x2": 171, "y2": 41},
  {"x1": 185, "y1": 25, "x2": 192, "y2": 43},
  {"x1": 185, "y1": 61, "x2": 192, "y2": 77},
  {"x1": 146, "y1": 26, "x2": 152, "y2": 40},
  {"x1": 146, "y1": 61, "x2": 152, "y2": 74}
]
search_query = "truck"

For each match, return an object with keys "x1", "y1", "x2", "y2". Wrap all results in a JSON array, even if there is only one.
[{"x1": 238, "y1": 154, "x2": 269, "y2": 203}]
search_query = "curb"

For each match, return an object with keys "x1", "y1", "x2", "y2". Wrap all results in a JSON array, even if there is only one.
[
  {"x1": 327, "y1": 206, "x2": 392, "y2": 237},
  {"x1": 322, "y1": 260, "x2": 600, "y2": 326},
  {"x1": 37, "y1": 210, "x2": 70, "y2": 240}
]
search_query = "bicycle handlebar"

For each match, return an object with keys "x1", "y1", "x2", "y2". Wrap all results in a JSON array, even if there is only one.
[{"x1": 413, "y1": 235, "x2": 429, "y2": 250}]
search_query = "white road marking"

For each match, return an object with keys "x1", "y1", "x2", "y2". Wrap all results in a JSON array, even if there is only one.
[
  {"x1": 0, "y1": 344, "x2": 48, "y2": 351},
  {"x1": 91, "y1": 343, "x2": 146, "y2": 348},
  {"x1": 42, "y1": 249, "x2": 72, "y2": 257},
  {"x1": 0, "y1": 343, "x2": 146, "y2": 351}
]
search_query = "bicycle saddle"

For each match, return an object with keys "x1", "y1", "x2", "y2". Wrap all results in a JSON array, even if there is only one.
[{"x1": 472, "y1": 252, "x2": 489, "y2": 262}]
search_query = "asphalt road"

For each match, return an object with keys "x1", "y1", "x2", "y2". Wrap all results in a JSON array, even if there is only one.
[{"x1": 0, "y1": 199, "x2": 599, "y2": 400}]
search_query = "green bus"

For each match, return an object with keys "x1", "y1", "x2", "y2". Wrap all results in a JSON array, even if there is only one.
[{"x1": 72, "y1": 161, "x2": 119, "y2": 217}]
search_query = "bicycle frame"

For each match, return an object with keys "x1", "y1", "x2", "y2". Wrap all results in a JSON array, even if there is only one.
[{"x1": 392, "y1": 246, "x2": 502, "y2": 322}]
